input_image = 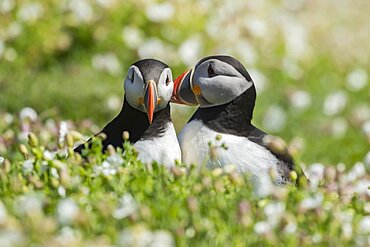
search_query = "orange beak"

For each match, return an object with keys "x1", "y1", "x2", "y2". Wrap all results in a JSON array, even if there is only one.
[
  {"x1": 171, "y1": 70, "x2": 190, "y2": 104},
  {"x1": 144, "y1": 80, "x2": 157, "y2": 124}
]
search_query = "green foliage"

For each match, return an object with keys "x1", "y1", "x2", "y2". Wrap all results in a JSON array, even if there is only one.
[{"x1": 0, "y1": 113, "x2": 369, "y2": 246}]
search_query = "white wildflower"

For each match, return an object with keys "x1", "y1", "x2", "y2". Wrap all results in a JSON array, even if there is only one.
[
  {"x1": 146, "y1": 2, "x2": 174, "y2": 22},
  {"x1": 352, "y1": 104, "x2": 370, "y2": 124},
  {"x1": 22, "y1": 160, "x2": 34, "y2": 173},
  {"x1": 81, "y1": 186, "x2": 90, "y2": 195},
  {"x1": 113, "y1": 193, "x2": 138, "y2": 219},
  {"x1": 101, "y1": 161, "x2": 117, "y2": 176},
  {"x1": 106, "y1": 95, "x2": 121, "y2": 111},
  {"x1": 249, "y1": 68, "x2": 268, "y2": 93},
  {"x1": 58, "y1": 121, "x2": 68, "y2": 145},
  {"x1": 0, "y1": 0, "x2": 15, "y2": 13},
  {"x1": 243, "y1": 17, "x2": 266, "y2": 38},
  {"x1": 342, "y1": 223, "x2": 353, "y2": 239},
  {"x1": 354, "y1": 180, "x2": 370, "y2": 196},
  {"x1": 4, "y1": 113, "x2": 14, "y2": 124},
  {"x1": 0, "y1": 201, "x2": 7, "y2": 224},
  {"x1": 0, "y1": 229, "x2": 25, "y2": 246},
  {"x1": 58, "y1": 186, "x2": 66, "y2": 197},
  {"x1": 7, "y1": 22, "x2": 22, "y2": 39},
  {"x1": 96, "y1": 0, "x2": 116, "y2": 8},
  {"x1": 151, "y1": 230, "x2": 175, "y2": 247},
  {"x1": 365, "y1": 203, "x2": 370, "y2": 214},
  {"x1": 340, "y1": 210, "x2": 354, "y2": 223},
  {"x1": 347, "y1": 68, "x2": 368, "y2": 92},
  {"x1": 300, "y1": 193, "x2": 323, "y2": 210},
  {"x1": 323, "y1": 91, "x2": 347, "y2": 116},
  {"x1": 308, "y1": 163, "x2": 324, "y2": 189},
  {"x1": 359, "y1": 216, "x2": 370, "y2": 234},
  {"x1": 50, "y1": 167, "x2": 59, "y2": 178},
  {"x1": 254, "y1": 221, "x2": 271, "y2": 235},
  {"x1": 312, "y1": 233, "x2": 322, "y2": 243},
  {"x1": 57, "y1": 198, "x2": 79, "y2": 224},
  {"x1": 4, "y1": 47, "x2": 17, "y2": 61},
  {"x1": 122, "y1": 26, "x2": 144, "y2": 49},
  {"x1": 19, "y1": 107, "x2": 37, "y2": 121},
  {"x1": 138, "y1": 38, "x2": 165, "y2": 59},
  {"x1": 69, "y1": 0, "x2": 94, "y2": 23},
  {"x1": 17, "y1": 2, "x2": 44, "y2": 22},
  {"x1": 107, "y1": 153, "x2": 123, "y2": 164},
  {"x1": 264, "y1": 202, "x2": 285, "y2": 226},
  {"x1": 15, "y1": 194, "x2": 44, "y2": 216},
  {"x1": 43, "y1": 150, "x2": 54, "y2": 160},
  {"x1": 96, "y1": 153, "x2": 123, "y2": 176},
  {"x1": 337, "y1": 163, "x2": 346, "y2": 173},
  {"x1": 347, "y1": 162, "x2": 365, "y2": 182},
  {"x1": 362, "y1": 120, "x2": 370, "y2": 136},
  {"x1": 235, "y1": 40, "x2": 257, "y2": 66},
  {"x1": 55, "y1": 226, "x2": 81, "y2": 245},
  {"x1": 290, "y1": 90, "x2": 312, "y2": 110},
  {"x1": 92, "y1": 53, "x2": 122, "y2": 76},
  {"x1": 179, "y1": 36, "x2": 202, "y2": 67},
  {"x1": 364, "y1": 151, "x2": 370, "y2": 169},
  {"x1": 17, "y1": 131, "x2": 28, "y2": 141},
  {"x1": 282, "y1": 20, "x2": 308, "y2": 59},
  {"x1": 0, "y1": 39, "x2": 4, "y2": 58},
  {"x1": 331, "y1": 118, "x2": 348, "y2": 138},
  {"x1": 185, "y1": 227, "x2": 195, "y2": 238},
  {"x1": 284, "y1": 221, "x2": 297, "y2": 234},
  {"x1": 119, "y1": 225, "x2": 152, "y2": 247},
  {"x1": 263, "y1": 105, "x2": 286, "y2": 132},
  {"x1": 0, "y1": 156, "x2": 4, "y2": 165}
]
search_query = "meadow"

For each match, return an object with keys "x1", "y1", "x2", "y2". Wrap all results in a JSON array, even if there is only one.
[{"x1": 0, "y1": 0, "x2": 369, "y2": 246}]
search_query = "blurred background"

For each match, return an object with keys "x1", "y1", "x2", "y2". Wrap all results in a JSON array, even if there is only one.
[{"x1": 0, "y1": 0, "x2": 369, "y2": 166}]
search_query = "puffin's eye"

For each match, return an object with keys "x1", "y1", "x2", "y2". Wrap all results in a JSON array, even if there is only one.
[
  {"x1": 207, "y1": 63, "x2": 216, "y2": 77},
  {"x1": 165, "y1": 76, "x2": 171, "y2": 86}
]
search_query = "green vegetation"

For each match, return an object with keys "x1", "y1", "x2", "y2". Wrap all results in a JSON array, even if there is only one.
[
  {"x1": 0, "y1": 124, "x2": 369, "y2": 246},
  {"x1": 0, "y1": 0, "x2": 369, "y2": 246}
]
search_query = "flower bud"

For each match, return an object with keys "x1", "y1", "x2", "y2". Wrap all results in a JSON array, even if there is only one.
[
  {"x1": 122, "y1": 131, "x2": 130, "y2": 141},
  {"x1": 69, "y1": 130, "x2": 83, "y2": 141},
  {"x1": 97, "y1": 132, "x2": 107, "y2": 140},
  {"x1": 263, "y1": 135, "x2": 287, "y2": 154},
  {"x1": 187, "y1": 197, "x2": 198, "y2": 213},
  {"x1": 19, "y1": 144, "x2": 28, "y2": 156},
  {"x1": 28, "y1": 132, "x2": 38, "y2": 147},
  {"x1": 289, "y1": 171, "x2": 298, "y2": 181},
  {"x1": 65, "y1": 133, "x2": 74, "y2": 147}
]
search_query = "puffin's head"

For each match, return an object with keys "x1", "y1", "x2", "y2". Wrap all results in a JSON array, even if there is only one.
[
  {"x1": 172, "y1": 55, "x2": 254, "y2": 108},
  {"x1": 124, "y1": 59, "x2": 173, "y2": 123}
]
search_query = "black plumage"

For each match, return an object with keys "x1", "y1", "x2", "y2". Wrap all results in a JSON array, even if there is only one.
[{"x1": 75, "y1": 59, "x2": 172, "y2": 154}]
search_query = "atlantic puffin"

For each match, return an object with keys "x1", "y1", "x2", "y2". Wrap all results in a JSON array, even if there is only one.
[
  {"x1": 172, "y1": 55, "x2": 296, "y2": 194},
  {"x1": 75, "y1": 59, "x2": 181, "y2": 167}
]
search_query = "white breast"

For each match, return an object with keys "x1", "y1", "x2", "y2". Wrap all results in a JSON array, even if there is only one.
[
  {"x1": 134, "y1": 122, "x2": 181, "y2": 168},
  {"x1": 178, "y1": 120, "x2": 279, "y2": 195}
]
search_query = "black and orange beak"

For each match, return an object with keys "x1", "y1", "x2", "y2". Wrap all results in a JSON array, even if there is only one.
[
  {"x1": 144, "y1": 80, "x2": 158, "y2": 124},
  {"x1": 171, "y1": 69, "x2": 198, "y2": 106}
]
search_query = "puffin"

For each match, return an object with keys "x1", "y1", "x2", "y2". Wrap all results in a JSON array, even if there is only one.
[
  {"x1": 75, "y1": 59, "x2": 181, "y2": 167},
  {"x1": 171, "y1": 55, "x2": 296, "y2": 194}
]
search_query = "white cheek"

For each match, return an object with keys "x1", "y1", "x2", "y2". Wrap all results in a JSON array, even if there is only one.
[
  {"x1": 124, "y1": 78, "x2": 145, "y2": 111},
  {"x1": 198, "y1": 76, "x2": 251, "y2": 106},
  {"x1": 157, "y1": 82, "x2": 173, "y2": 109}
]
